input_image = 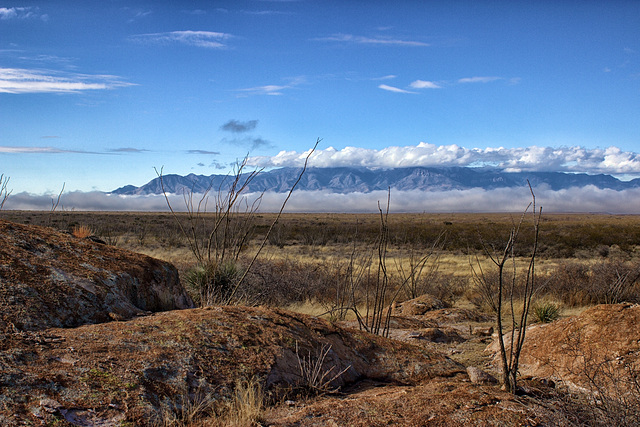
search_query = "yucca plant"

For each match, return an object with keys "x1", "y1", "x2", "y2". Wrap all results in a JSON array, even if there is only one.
[
  {"x1": 532, "y1": 302, "x2": 560, "y2": 323},
  {"x1": 184, "y1": 261, "x2": 240, "y2": 306}
]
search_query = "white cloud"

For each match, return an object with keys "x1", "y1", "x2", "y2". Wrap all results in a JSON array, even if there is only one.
[
  {"x1": 236, "y1": 77, "x2": 304, "y2": 96},
  {"x1": 458, "y1": 76, "x2": 502, "y2": 84},
  {"x1": 314, "y1": 33, "x2": 429, "y2": 47},
  {"x1": 378, "y1": 84, "x2": 415, "y2": 94},
  {"x1": 238, "y1": 84, "x2": 288, "y2": 96},
  {"x1": 409, "y1": 80, "x2": 441, "y2": 89},
  {"x1": 248, "y1": 143, "x2": 640, "y2": 176},
  {"x1": 6, "y1": 187, "x2": 640, "y2": 214},
  {"x1": 0, "y1": 67, "x2": 135, "y2": 94},
  {"x1": 374, "y1": 75, "x2": 397, "y2": 80},
  {"x1": 0, "y1": 7, "x2": 48, "y2": 21},
  {"x1": 130, "y1": 30, "x2": 232, "y2": 48}
]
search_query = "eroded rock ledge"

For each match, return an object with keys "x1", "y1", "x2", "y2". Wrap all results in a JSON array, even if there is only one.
[{"x1": 0, "y1": 219, "x2": 193, "y2": 333}]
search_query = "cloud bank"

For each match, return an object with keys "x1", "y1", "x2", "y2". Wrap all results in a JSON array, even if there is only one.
[
  {"x1": 248, "y1": 143, "x2": 640, "y2": 177},
  {"x1": 5, "y1": 186, "x2": 640, "y2": 214}
]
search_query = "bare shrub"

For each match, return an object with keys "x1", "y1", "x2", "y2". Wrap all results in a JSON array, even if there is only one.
[
  {"x1": 471, "y1": 182, "x2": 541, "y2": 393},
  {"x1": 544, "y1": 262, "x2": 591, "y2": 307},
  {"x1": 159, "y1": 140, "x2": 318, "y2": 306},
  {"x1": 240, "y1": 259, "x2": 333, "y2": 307},
  {"x1": 267, "y1": 222, "x2": 287, "y2": 248},
  {"x1": 544, "y1": 260, "x2": 640, "y2": 306},
  {"x1": 0, "y1": 174, "x2": 11, "y2": 210},
  {"x1": 295, "y1": 342, "x2": 350, "y2": 396},
  {"x1": 394, "y1": 233, "x2": 445, "y2": 300},
  {"x1": 558, "y1": 330, "x2": 640, "y2": 426},
  {"x1": 98, "y1": 226, "x2": 120, "y2": 246},
  {"x1": 588, "y1": 260, "x2": 640, "y2": 304},
  {"x1": 421, "y1": 273, "x2": 467, "y2": 307}
]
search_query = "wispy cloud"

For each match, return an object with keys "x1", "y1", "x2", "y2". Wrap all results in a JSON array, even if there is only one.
[
  {"x1": 188, "y1": 149, "x2": 221, "y2": 155},
  {"x1": 108, "y1": 148, "x2": 150, "y2": 153},
  {"x1": 18, "y1": 54, "x2": 77, "y2": 68},
  {"x1": 182, "y1": 9, "x2": 207, "y2": 15},
  {"x1": 378, "y1": 84, "x2": 415, "y2": 94},
  {"x1": 315, "y1": 33, "x2": 429, "y2": 47},
  {"x1": 243, "y1": 10, "x2": 293, "y2": 16},
  {"x1": 0, "y1": 67, "x2": 135, "y2": 94},
  {"x1": 0, "y1": 7, "x2": 48, "y2": 21},
  {"x1": 0, "y1": 146, "x2": 100, "y2": 154},
  {"x1": 237, "y1": 84, "x2": 289, "y2": 96},
  {"x1": 374, "y1": 75, "x2": 397, "y2": 80},
  {"x1": 248, "y1": 143, "x2": 640, "y2": 177},
  {"x1": 221, "y1": 137, "x2": 273, "y2": 150},
  {"x1": 221, "y1": 119, "x2": 259, "y2": 133},
  {"x1": 409, "y1": 80, "x2": 441, "y2": 89},
  {"x1": 458, "y1": 76, "x2": 502, "y2": 84},
  {"x1": 236, "y1": 77, "x2": 305, "y2": 96},
  {"x1": 130, "y1": 30, "x2": 233, "y2": 48}
]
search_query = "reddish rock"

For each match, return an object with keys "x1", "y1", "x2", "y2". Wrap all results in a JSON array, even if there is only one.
[
  {"x1": 0, "y1": 306, "x2": 465, "y2": 424},
  {"x1": 395, "y1": 294, "x2": 448, "y2": 315},
  {"x1": 0, "y1": 219, "x2": 193, "y2": 333},
  {"x1": 487, "y1": 303, "x2": 640, "y2": 392},
  {"x1": 466, "y1": 366, "x2": 497, "y2": 384},
  {"x1": 472, "y1": 326, "x2": 494, "y2": 337}
]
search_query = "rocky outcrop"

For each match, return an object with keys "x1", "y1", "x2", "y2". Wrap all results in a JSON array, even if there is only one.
[
  {"x1": 487, "y1": 303, "x2": 640, "y2": 392},
  {"x1": 0, "y1": 306, "x2": 465, "y2": 425},
  {"x1": 0, "y1": 219, "x2": 193, "y2": 333}
]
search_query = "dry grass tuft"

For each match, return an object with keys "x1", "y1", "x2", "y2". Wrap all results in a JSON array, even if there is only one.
[
  {"x1": 216, "y1": 377, "x2": 265, "y2": 427},
  {"x1": 72, "y1": 224, "x2": 93, "y2": 239}
]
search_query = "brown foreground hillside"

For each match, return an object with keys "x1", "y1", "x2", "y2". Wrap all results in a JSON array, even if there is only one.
[{"x1": 1, "y1": 219, "x2": 639, "y2": 426}]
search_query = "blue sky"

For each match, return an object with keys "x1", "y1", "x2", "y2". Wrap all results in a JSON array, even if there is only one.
[{"x1": 1, "y1": 1, "x2": 640, "y2": 211}]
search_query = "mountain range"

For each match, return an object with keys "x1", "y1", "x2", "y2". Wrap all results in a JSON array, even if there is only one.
[{"x1": 111, "y1": 167, "x2": 640, "y2": 195}]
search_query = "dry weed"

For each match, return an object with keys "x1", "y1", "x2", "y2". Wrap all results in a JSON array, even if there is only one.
[{"x1": 72, "y1": 224, "x2": 93, "y2": 239}]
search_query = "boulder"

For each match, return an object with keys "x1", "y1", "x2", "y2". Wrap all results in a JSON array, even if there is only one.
[
  {"x1": 407, "y1": 327, "x2": 466, "y2": 344},
  {"x1": 472, "y1": 326, "x2": 494, "y2": 337},
  {"x1": 0, "y1": 219, "x2": 193, "y2": 333},
  {"x1": 466, "y1": 366, "x2": 497, "y2": 384},
  {"x1": 486, "y1": 303, "x2": 640, "y2": 392},
  {"x1": 395, "y1": 294, "x2": 448, "y2": 315}
]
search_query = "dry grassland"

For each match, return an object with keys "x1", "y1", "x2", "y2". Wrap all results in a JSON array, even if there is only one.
[{"x1": 2, "y1": 210, "x2": 639, "y2": 315}]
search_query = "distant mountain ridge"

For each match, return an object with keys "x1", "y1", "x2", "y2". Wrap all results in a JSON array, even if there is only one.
[{"x1": 110, "y1": 166, "x2": 640, "y2": 195}]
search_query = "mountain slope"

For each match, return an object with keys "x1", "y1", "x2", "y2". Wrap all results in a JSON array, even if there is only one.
[{"x1": 111, "y1": 167, "x2": 639, "y2": 195}]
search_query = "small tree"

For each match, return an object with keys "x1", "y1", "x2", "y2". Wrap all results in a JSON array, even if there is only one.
[{"x1": 472, "y1": 182, "x2": 541, "y2": 393}]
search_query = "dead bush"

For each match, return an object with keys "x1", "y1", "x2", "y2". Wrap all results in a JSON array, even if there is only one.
[{"x1": 544, "y1": 260, "x2": 640, "y2": 306}]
